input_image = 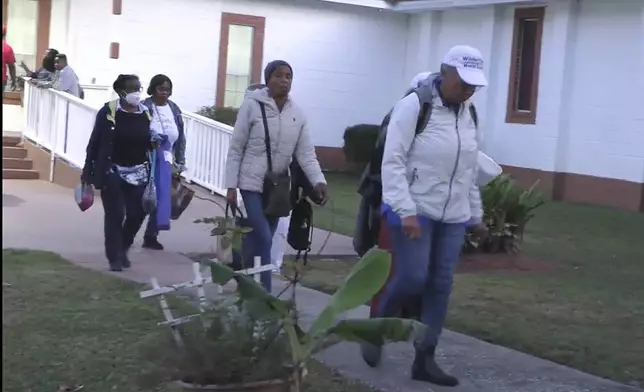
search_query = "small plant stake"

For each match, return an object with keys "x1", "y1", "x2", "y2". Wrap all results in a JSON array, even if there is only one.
[
  {"x1": 150, "y1": 277, "x2": 184, "y2": 347},
  {"x1": 140, "y1": 257, "x2": 273, "y2": 352}
]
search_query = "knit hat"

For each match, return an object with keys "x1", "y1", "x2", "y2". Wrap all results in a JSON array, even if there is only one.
[{"x1": 264, "y1": 60, "x2": 293, "y2": 84}]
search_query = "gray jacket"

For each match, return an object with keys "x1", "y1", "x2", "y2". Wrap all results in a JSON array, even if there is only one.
[{"x1": 225, "y1": 88, "x2": 325, "y2": 192}]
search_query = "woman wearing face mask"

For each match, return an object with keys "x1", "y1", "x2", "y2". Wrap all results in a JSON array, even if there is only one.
[
  {"x1": 225, "y1": 60, "x2": 328, "y2": 293},
  {"x1": 140, "y1": 74, "x2": 186, "y2": 250},
  {"x1": 81, "y1": 74, "x2": 157, "y2": 272}
]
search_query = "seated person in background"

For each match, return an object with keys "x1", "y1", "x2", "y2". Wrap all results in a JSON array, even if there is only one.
[{"x1": 51, "y1": 54, "x2": 81, "y2": 98}]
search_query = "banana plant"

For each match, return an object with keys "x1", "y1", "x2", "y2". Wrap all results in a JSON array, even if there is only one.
[{"x1": 208, "y1": 247, "x2": 428, "y2": 392}]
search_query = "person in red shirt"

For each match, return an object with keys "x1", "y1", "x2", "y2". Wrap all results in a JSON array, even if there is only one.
[{"x1": 2, "y1": 26, "x2": 17, "y2": 92}]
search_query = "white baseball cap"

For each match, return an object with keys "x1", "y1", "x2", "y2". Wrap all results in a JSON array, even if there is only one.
[{"x1": 442, "y1": 45, "x2": 488, "y2": 87}]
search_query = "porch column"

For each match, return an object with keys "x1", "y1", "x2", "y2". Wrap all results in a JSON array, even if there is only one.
[{"x1": 549, "y1": 0, "x2": 580, "y2": 200}]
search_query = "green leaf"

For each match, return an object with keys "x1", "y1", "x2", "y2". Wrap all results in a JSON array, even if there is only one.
[
  {"x1": 328, "y1": 318, "x2": 428, "y2": 347},
  {"x1": 211, "y1": 227, "x2": 227, "y2": 236},
  {"x1": 209, "y1": 261, "x2": 236, "y2": 285},
  {"x1": 307, "y1": 247, "x2": 391, "y2": 341},
  {"x1": 208, "y1": 261, "x2": 292, "y2": 316},
  {"x1": 284, "y1": 319, "x2": 306, "y2": 364}
]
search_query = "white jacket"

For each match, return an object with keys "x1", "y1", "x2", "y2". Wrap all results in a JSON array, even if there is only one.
[
  {"x1": 225, "y1": 88, "x2": 325, "y2": 192},
  {"x1": 381, "y1": 87, "x2": 482, "y2": 224}
]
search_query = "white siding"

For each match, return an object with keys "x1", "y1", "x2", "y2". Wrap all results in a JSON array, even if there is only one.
[
  {"x1": 565, "y1": 0, "x2": 644, "y2": 183},
  {"x1": 48, "y1": 0, "x2": 644, "y2": 183},
  {"x1": 405, "y1": 0, "x2": 644, "y2": 184},
  {"x1": 59, "y1": 0, "x2": 409, "y2": 148}
]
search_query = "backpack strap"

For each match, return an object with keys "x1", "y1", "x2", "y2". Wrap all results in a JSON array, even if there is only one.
[
  {"x1": 413, "y1": 82, "x2": 436, "y2": 135},
  {"x1": 469, "y1": 103, "x2": 479, "y2": 129}
]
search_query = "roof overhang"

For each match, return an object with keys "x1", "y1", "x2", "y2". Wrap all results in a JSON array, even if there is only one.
[{"x1": 315, "y1": 0, "x2": 542, "y2": 12}]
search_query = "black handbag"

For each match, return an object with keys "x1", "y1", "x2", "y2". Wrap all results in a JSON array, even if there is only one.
[
  {"x1": 258, "y1": 102, "x2": 292, "y2": 218},
  {"x1": 288, "y1": 197, "x2": 313, "y2": 265},
  {"x1": 226, "y1": 203, "x2": 251, "y2": 271}
]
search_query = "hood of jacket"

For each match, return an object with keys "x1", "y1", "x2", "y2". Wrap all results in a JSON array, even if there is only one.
[
  {"x1": 245, "y1": 87, "x2": 291, "y2": 109},
  {"x1": 247, "y1": 87, "x2": 272, "y2": 103}
]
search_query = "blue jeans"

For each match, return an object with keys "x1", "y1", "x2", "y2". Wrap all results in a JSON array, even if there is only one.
[
  {"x1": 240, "y1": 190, "x2": 279, "y2": 293},
  {"x1": 374, "y1": 217, "x2": 466, "y2": 350}
]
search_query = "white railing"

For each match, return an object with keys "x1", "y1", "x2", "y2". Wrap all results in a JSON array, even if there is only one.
[
  {"x1": 80, "y1": 84, "x2": 118, "y2": 108},
  {"x1": 22, "y1": 80, "x2": 233, "y2": 199},
  {"x1": 182, "y1": 112, "x2": 233, "y2": 197},
  {"x1": 23, "y1": 81, "x2": 100, "y2": 179}
]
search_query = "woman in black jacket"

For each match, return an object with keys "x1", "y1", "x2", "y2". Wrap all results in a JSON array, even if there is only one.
[{"x1": 81, "y1": 74, "x2": 156, "y2": 272}]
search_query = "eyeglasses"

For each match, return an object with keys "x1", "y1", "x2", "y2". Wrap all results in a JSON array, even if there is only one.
[
  {"x1": 124, "y1": 87, "x2": 142, "y2": 94},
  {"x1": 156, "y1": 86, "x2": 172, "y2": 93},
  {"x1": 459, "y1": 80, "x2": 481, "y2": 93}
]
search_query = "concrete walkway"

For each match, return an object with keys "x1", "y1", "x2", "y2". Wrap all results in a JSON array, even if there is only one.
[{"x1": 2, "y1": 179, "x2": 640, "y2": 392}]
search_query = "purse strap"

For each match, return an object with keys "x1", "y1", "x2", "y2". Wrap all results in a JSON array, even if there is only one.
[
  {"x1": 258, "y1": 102, "x2": 273, "y2": 173},
  {"x1": 148, "y1": 149, "x2": 156, "y2": 182},
  {"x1": 225, "y1": 202, "x2": 245, "y2": 220}
]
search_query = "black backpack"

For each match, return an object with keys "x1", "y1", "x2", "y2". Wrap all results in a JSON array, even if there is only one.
[{"x1": 353, "y1": 79, "x2": 478, "y2": 256}]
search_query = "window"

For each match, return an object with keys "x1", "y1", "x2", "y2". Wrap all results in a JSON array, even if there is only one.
[
  {"x1": 506, "y1": 7, "x2": 545, "y2": 124},
  {"x1": 3, "y1": 0, "x2": 51, "y2": 105},
  {"x1": 216, "y1": 13, "x2": 265, "y2": 108},
  {"x1": 4, "y1": 0, "x2": 38, "y2": 79}
]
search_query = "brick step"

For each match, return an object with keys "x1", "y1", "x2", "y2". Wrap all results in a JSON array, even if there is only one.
[
  {"x1": 2, "y1": 135, "x2": 22, "y2": 147},
  {"x1": 3, "y1": 157, "x2": 33, "y2": 170},
  {"x1": 2, "y1": 146, "x2": 27, "y2": 159},
  {"x1": 2, "y1": 168, "x2": 39, "y2": 180}
]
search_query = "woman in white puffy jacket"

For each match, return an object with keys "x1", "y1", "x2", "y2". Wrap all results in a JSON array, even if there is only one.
[{"x1": 224, "y1": 61, "x2": 328, "y2": 294}]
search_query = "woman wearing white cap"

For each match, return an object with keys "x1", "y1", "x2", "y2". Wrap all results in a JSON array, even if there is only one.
[{"x1": 364, "y1": 45, "x2": 492, "y2": 387}]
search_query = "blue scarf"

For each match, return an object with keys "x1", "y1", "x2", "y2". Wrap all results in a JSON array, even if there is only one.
[{"x1": 153, "y1": 136, "x2": 173, "y2": 231}]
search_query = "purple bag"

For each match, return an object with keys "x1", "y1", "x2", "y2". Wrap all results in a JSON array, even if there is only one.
[{"x1": 74, "y1": 183, "x2": 94, "y2": 212}]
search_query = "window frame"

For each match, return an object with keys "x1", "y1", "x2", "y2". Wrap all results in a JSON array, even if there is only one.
[
  {"x1": 505, "y1": 6, "x2": 545, "y2": 125},
  {"x1": 2, "y1": 0, "x2": 52, "y2": 106},
  {"x1": 216, "y1": 12, "x2": 265, "y2": 108}
]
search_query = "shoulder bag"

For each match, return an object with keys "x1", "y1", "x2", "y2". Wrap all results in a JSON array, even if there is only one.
[{"x1": 258, "y1": 102, "x2": 292, "y2": 218}]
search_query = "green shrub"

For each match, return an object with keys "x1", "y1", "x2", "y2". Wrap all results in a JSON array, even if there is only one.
[
  {"x1": 197, "y1": 106, "x2": 239, "y2": 127},
  {"x1": 465, "y1": 174, "x2": 546, "y2": 254},
  {"x1": 342, "y1": 124, "x2": 380, "y2": 165}
]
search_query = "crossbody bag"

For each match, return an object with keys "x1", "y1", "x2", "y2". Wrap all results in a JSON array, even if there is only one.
[{"x1": 258, "y1": 102, "x2": 292, "y2": 218}]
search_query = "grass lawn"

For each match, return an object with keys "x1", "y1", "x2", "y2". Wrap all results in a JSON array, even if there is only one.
[
  {"x1": 300, "y1": 172, "x2": 644, "y2": 386},
  {"x1": 2, "y1": 249, "x2": 375, "y2": 392}
]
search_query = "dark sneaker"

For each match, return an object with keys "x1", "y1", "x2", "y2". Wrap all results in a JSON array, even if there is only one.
[
  {"x1": 109, "y1": 263, "x2": 123, "y2": 272},
  {"x1": 360, "y1": 342, "x2": 382, "y2": 368},
  {"x1": 121, "y1": 253, "x2": 131, "y2": 269},
  {"x1": 411, "y1": 347, "x2": 459, "y2": 387},
  {"x1": 142, "y1": 237, "x2": 164, "y2": 250}
]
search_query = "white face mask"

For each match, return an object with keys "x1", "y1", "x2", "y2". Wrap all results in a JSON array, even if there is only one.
[{"x1": 124, "y1": 91, "x2": 141, "y2": 106}]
